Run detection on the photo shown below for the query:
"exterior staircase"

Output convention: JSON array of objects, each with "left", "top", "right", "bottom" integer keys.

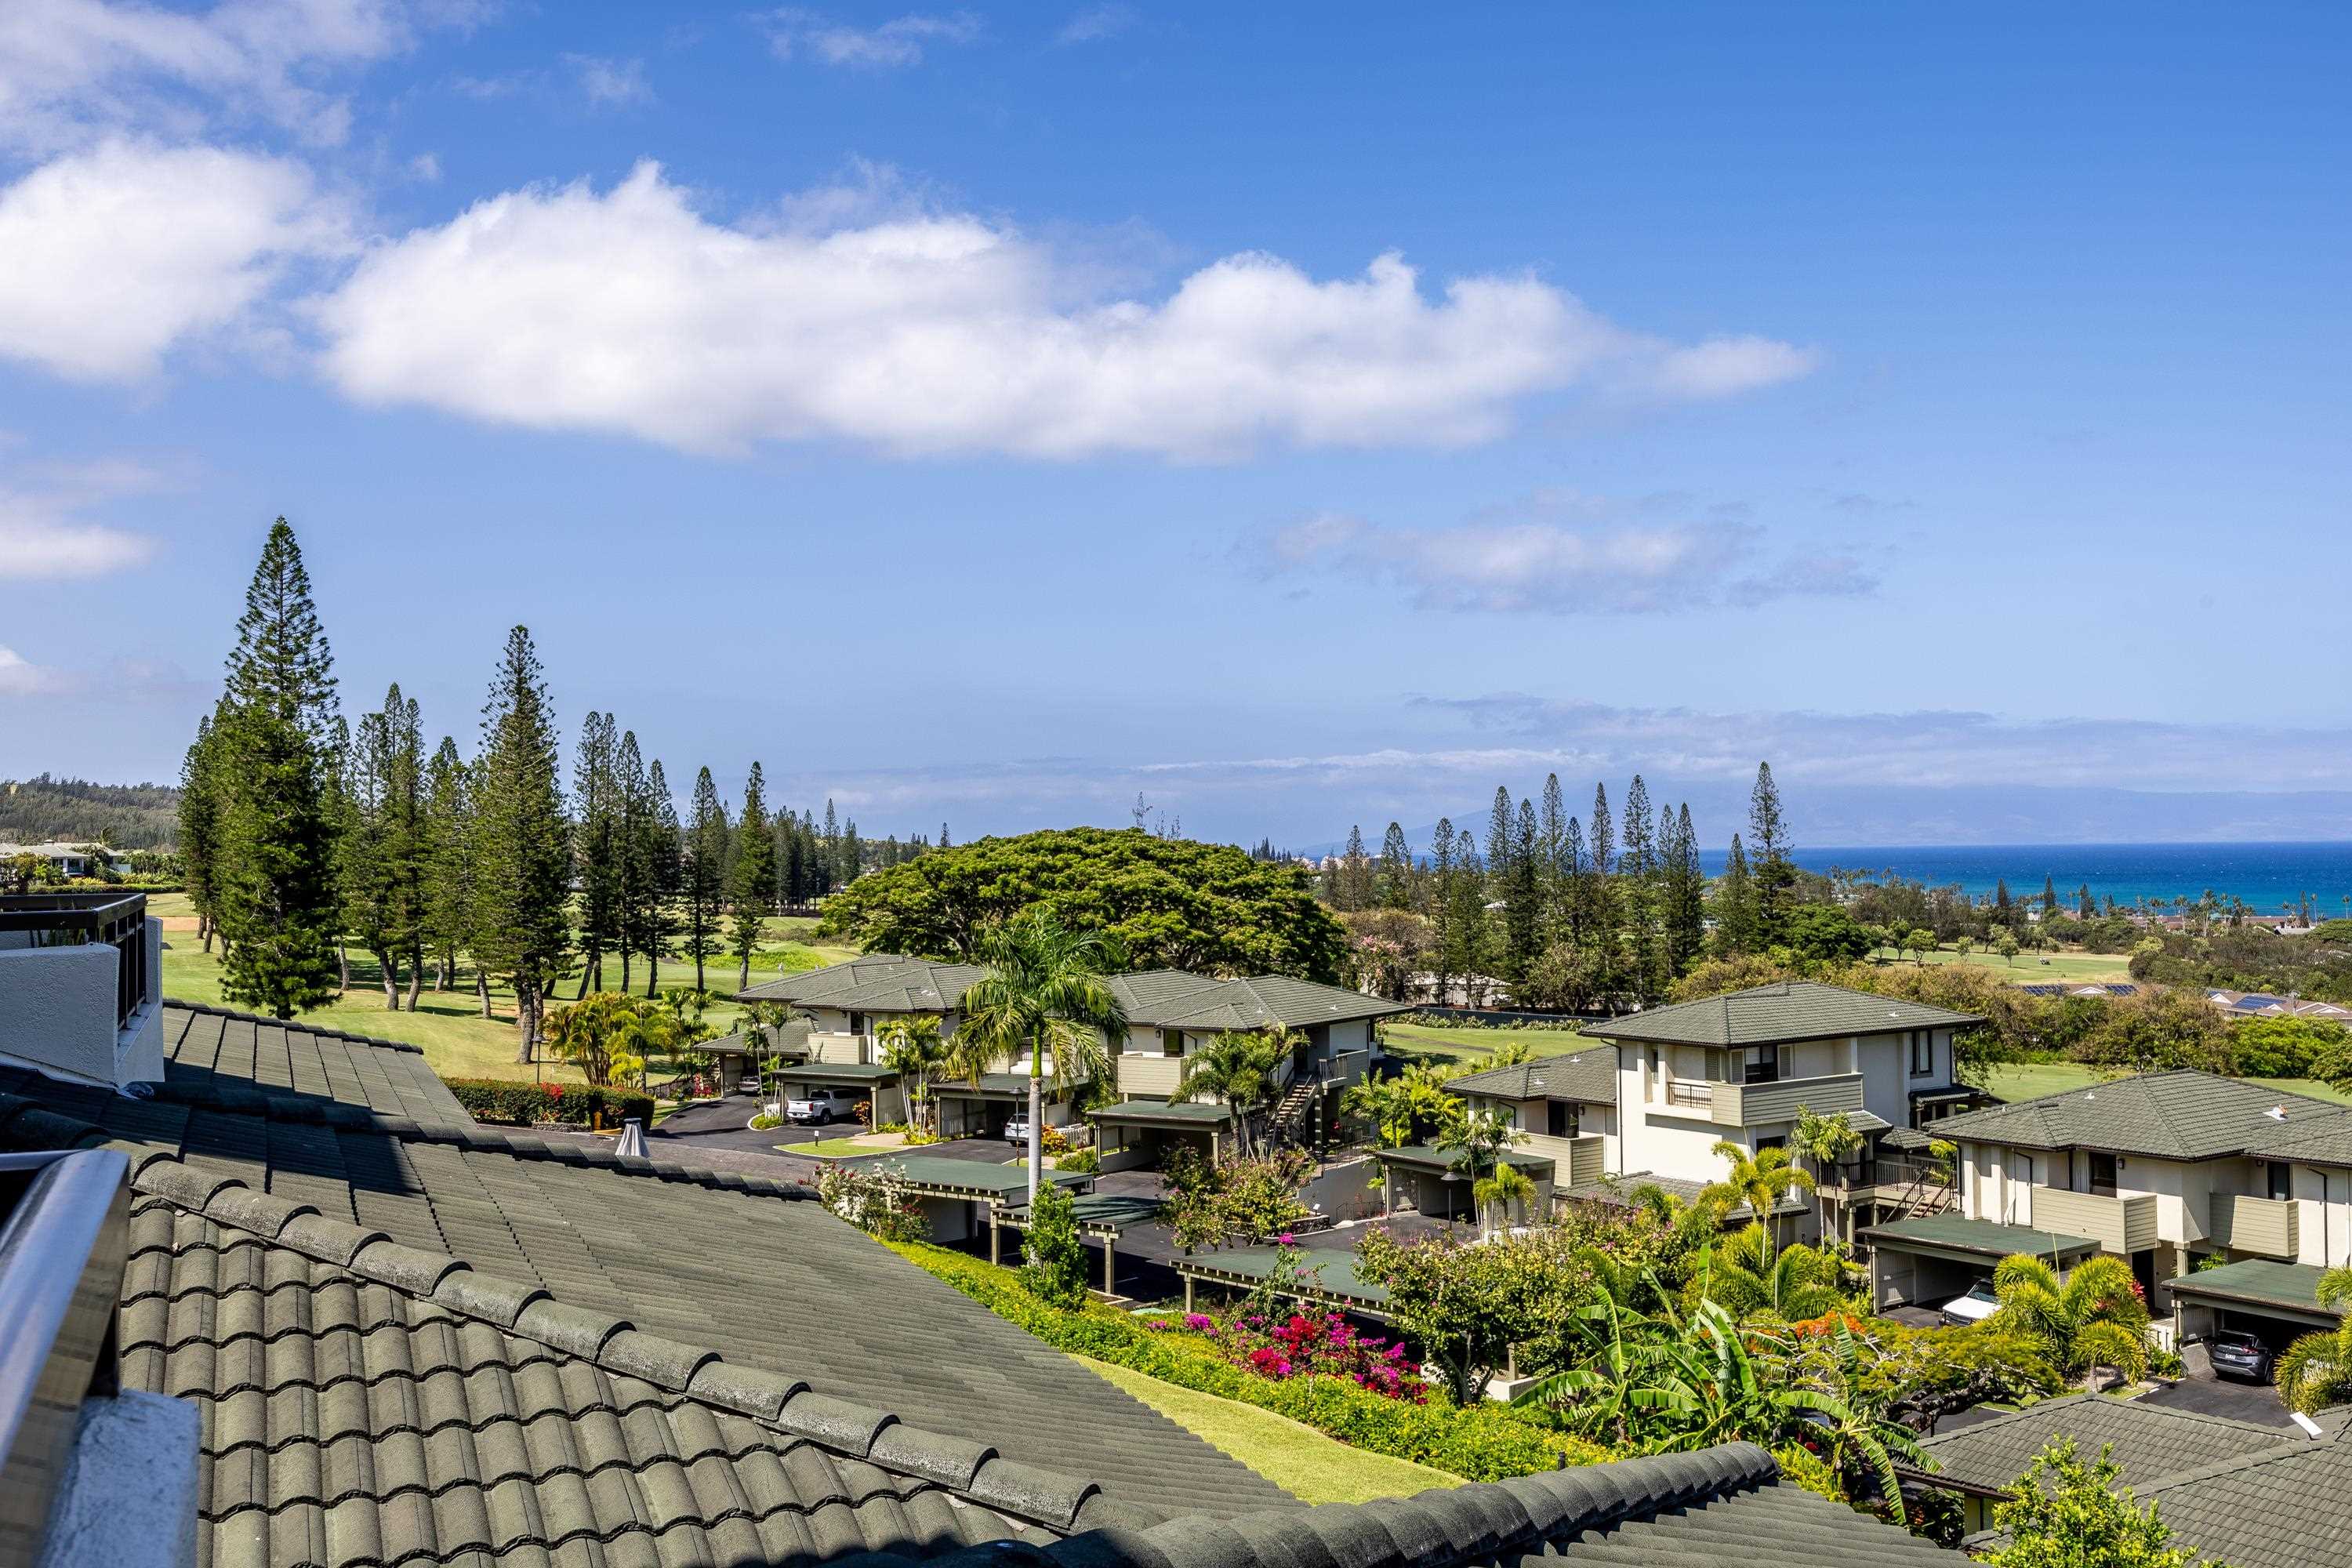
[{"left": 1266, "top": 1078, "right": 1323, "bottom": 1149}]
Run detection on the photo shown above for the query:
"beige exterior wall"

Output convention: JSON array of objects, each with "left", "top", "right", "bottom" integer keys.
[
  {"left": 1462, "top": 1092, "right": 1618, "bottom": 1180},
  {"left": 2291, "top": 1163, "right": 2352, "bottom": 1269}
]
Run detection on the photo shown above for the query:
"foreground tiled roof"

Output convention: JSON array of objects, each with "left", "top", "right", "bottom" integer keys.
[
  {"left": 1917, "top": 1394, "right": 2293, "bottom": 1494},
  {"left": 1580, "top": 981, "right": 1982, "bottom": 1047},
  {"left": 1446, "top": 1044, "right": 1617, "bottom": 1105},
  {"left": 1929, "top": 1069, "right": 2352, "bottom": 1163},
  {"left": 2, "top": 1003, "right": 1298, "bottom": 1565}
]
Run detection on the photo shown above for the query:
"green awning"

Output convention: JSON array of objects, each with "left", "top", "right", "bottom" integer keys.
[
  {"left": 1860, "top": 1214, "right": 2098, "bottom": 1263},
  {"left": 2166, "top": 1258, "right": 2346, "bottom": 1326},
  {"left": 1089, "top": 1099, "right": 1232, "bottom": 1127}
]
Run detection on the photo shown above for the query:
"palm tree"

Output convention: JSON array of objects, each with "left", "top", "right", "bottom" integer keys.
[
  {"left": 1483, "top": 1036, "right": 1537, "bottom": 1068},
  {"left": 1791, "top": 1105, "right": 1864, "bottom": 1246},
  {"left": 1991, "top": 1252, "right": 2151, "bottom": 1391},
  {"left": 1341, "top": 1062, "right": 1455, "bottom": 1149},
  {"left": 2278, "top": 1264, "right": 2352, "bottom": 1412},
  {"left": 959, "top": 911, "right": 1128, "bottom": 1200},
  {"left": 1701, "top": 1138, "right": 1815, "bottom": 1256},
  {"left": 877, "top": 1014, "right": 948, "bottom": 1134},
  {"left": 1706, "top": 1223, "right": 1846, "bottom": 1321},
  {"left": 1174, "top": 1029, "right": 1285, "bottom": 1159},
  {"left": 1436, "top": 1101, "right": 1524, "bottom": 1235},
  {"left": 1475, "top": 1160, "right": 1537, "bottom": 1236}
]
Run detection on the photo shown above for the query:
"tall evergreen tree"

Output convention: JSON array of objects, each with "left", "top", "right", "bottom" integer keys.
[
  {"left": 1443, "top": 828, "right": 1487, "bottom": 1000},
  {"left": 1427, "top": 816, "right": 1457, "bottom": 1002},
  {"left": 570, "top": 712, "right": 622, "bottom": 996},
  {"left": 178, "top": 706, "right": 227, "bottom": 953},
  {"left": 1664, "top": 804, "right": 1707, "bottom": 971},
  {"left": 839, "top": 818, "right": 862, "bottom": 886},
  {"left": 609, "top": 730, "right": 650, "bottom": 993},
  {"left": 681, "top": 767, "right": 728, "bottom": 991},
  {"left": 1538, "top": 774, "right": 1570, "bottom": 931},
  {"left": 470, "top": 627, "right": 572, "bottom": 1059},
  {"left": 1335, "top": 824, "right": 1368, "bottom": 910},
  {"left": 633, "top": 757, "right": 681, "bottom": 996},
  {"left": 321, "top": 715, "right": 355, "bottom": 993},
  {"left": 342, "top": 684, "right": 426, "bottom": 1010},
  {"left": 2042, "top": 874, "right": 2059, "bottom": 913},
  {"left": 1747, "top": 761, "right": 1795, "bottom": 942},
  {"left": 1716, "top": 833, "right": 1761, "bottom": 955},
  {"left": 1504, "top": 797, "right": 1544, "bottom": 980},
  {"left": 730, "top": 763, "right": 776, "bottom": 989},
  {"left": 1485, "top": 787, "right": 1514, "bottom": 895},
  {"left": 1377, "top": 822, "right": 1412, "bottom": 909},
  {"left": 213, "top": 520, "right": 343, "bottom": 1019},
  {"left": 1561, "top": 815, "right": 1589, "bottom": 950},
  {"left": 422, "top": 736, "right": 471, "bottom": 992}
]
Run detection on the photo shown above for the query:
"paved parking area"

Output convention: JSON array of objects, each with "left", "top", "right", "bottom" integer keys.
[{"left": 2139, "top": 1374, "right": 2293, "bottom": 1428}]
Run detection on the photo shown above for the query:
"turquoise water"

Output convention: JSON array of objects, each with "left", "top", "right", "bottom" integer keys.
[{"left": 1695, "top": 842, "right": 2352, "bottom": 915}]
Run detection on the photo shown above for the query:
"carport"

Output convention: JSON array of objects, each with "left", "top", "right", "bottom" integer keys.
[
  {"left": 1088, "top": 1100, "right": 1233, "bottom": 1171},
  {"left": 774, "top": 1062, "right": 903, "bottom": 1125},
  {"left": 840, "top": 1152, "right": 1090, "bottom": 1247},
  {"left": 1370, "top": 1144, "right": 1555, "bottom": 1223},
  {"left": 1172, "top": 1245, "right": 1393, "bottom": 1321},
  {"left": 929, "top": 1072, "right": 1088, "bottom": 1139},
  {"left": 994, "top": 1191, "right": 1167, "bottom": 1294},
  {"left": 2166, "top": 1258, "right": 2346, "bottom": 1352},
  {"left": 1860, "top": 1214, "right": 2098, "bottom": 1313}
]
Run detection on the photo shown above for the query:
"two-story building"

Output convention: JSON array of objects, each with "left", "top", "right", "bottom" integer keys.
[
  {"left": 1444, "top": 1046, "right": 1617, "bottom": 1190},
  {"left": 739, "top": 955, "right": 1406, "bottom": 1151},
  {"left": 1573, "top": 981, "right": 1988, "bottom": 1240},
  {"left": 1867, "top": 1069, "right": 2352, "bottom": 1352}
]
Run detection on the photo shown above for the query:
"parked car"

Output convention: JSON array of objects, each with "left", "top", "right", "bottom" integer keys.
[
  {"left": 1940, "top": 1279, "right": 2002, "bottom": 1327},
  {"left": 785, "top": 1089, "right": 851, "bottom": 1125},
  {"left": 1003, "top": 1115, "right": 1031, "bottom": 1145},
  {"left": 2209, "top": 1330, "right": 2275, "bottom": 1383}
]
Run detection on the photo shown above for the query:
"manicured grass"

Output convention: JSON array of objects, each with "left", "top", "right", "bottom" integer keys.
[
  {"left": 784, "top": 1137, "right": 885, "bottom": 1157},
  {"left": 1079, "top": 1356, "right": 1461, "bottom": 1504},
  {"left": 160, "top": 912, "right": 855, "bottom": 1085},
  {"left": 1377, "top": 1022, "right": 1586, "bottom": 1069},
  {"left": 1980, "top": 1061, "right": 2352, "bottom": 1108},
  {"left": 1875, "top": 947, "right": 2136, "bottom": 984}
]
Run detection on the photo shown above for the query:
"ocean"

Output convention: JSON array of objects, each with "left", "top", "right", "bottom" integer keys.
[{"left": 1693, "top": 842, "right": 2352, "bottom": 915}]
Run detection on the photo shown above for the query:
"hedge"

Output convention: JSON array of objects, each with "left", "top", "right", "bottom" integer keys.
[
  {"left": 888, "top": 1240, "right": 1607, "bottom": 1483},
  {"left": 445, "top": 1078, "right": 655, "bottom": 1128}
]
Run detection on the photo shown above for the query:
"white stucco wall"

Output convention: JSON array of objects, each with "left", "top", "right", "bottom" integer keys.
[{"left": 0, "top": 918, "right": 163, "bottom": 1088}]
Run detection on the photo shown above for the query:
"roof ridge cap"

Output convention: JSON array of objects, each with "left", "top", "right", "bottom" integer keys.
[
  {"left": 130, "top": 1145, "right": 1117, "bottom": 1534},
  {"left": 165, "top": 998, "right": 426, "bottom": 1055},
  {"left": 2132, "top": 1428, "right": 2347, "bottom": 1495}
]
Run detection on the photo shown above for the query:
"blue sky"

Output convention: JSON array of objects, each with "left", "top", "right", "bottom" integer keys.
[{"left": 4, "top": 2, "right": 2350, "bottom": 848}]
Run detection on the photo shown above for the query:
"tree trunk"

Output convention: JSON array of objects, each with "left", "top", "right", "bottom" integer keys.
[
  {"left": 619, "top": 949, "right": 632, "bottom": 994},
  {"left": 201, "top": 913, "right": 214, "bottom": 953},
  {"left": 337, "top": 939, "right": 350, "bottom": 992},
  {"left": 695, "top": 951, "right": 706, "bottom": 991},
  {"left": 514, "top": 981, "right": 535, "bottom": 1062},
  {"left": 477, "top": 969, "right": 492, "bottom": 1019},
  {"left": 405, "top": 948, "right": 423, "bottom": 1011},
  {"left": 644, "top": 951, "right": 659, "bottom": 998},
  {"left": 739, "top": 954, "right": 750, "bottom": 990},
  {"left": 380, "top": 949, "right": 399, "bottom": 1009},
  {"left": 575, "top": 952, "right": 596, "bottom": 1000},
  {"left": 1026, "top": 1039, "right": 1045, "bottom": 1203}
]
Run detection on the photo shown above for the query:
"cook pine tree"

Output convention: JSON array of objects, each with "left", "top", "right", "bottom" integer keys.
[
  {"left": 729, "top": 763, "right": 776, "bottom": 989},
  {"left": 212, "top": 520, "right": 343, "bottom": 1020},
  {"left": 681, "top": 768, "right": 728, "bottom": 991},
  {"left": 471, "top": 626, "right": 572, "bottom": 1060}
]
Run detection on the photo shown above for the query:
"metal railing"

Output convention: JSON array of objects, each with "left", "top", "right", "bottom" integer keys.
[
  {"left": 0, "top": 892, "right": 148, "bottom": 1034},
  {"left": 1665, "top": 1079, "right": 1715, "bottom": 1110}
]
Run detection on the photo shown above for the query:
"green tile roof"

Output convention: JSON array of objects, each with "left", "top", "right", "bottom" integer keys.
[
  {"left": 1372, "top": 1142, "right": 1557, "bottom": 1177},
  {"left": 1446, "top": 1044, "right": 1617, "bottom": 1105},
  {"left": 1580, "top": 980, "right": 1982, "bottom": 1047},
  {"left": 1563, "top": 1171, "right": 1811, "bottom": 1221},
  {"left": 1089, "top": 1098, "right": 1234, "bottom": 1124},
  {"left": 1858, "top": 1213, "right": 2099, "bottom": 1261},
  {"left": 0, "top": 1001, "right": 1968, "bottom": 1568},
  {"left": 1931, "top": 1069, "right": 2352, "bottom": 1163},
  {"left": 1917, "top": 1393, "right": 2292, "bottom": 1495},
  {"left": 838, "top": 1152, "right": 1090, "bottom": 1199},
  {"left": 1172, "top": 1245, "right": 1394, "bottom": 1308},
  {"left": 735, "top": 953, "right": 989, "bottom": 1010},
  {"left": 2165, "top": 1258, "right": 2347, "bottom": 1318}
]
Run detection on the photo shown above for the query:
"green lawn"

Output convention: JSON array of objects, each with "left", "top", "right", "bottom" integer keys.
[
  {"left": 1881, "top": 947, "right": 2136, "bottom": 984},
  {"left": 1377, "top": 1022, "right": 1587, "bottom": 1069},
  {"left": 158, "top": 906, "right": 852, "bottom": 1086},
  {"left": 783, "top": 1137, "right": 884, "bottom": 1157},
  {"left": 1079, "top": 1356, "right": 1459, "bottom": 1504},
  {"left": 1980, "top": 1061, "right": 2352, "bottom": 1108}
]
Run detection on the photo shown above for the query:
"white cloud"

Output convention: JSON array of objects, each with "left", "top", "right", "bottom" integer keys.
[
  {"left": 1642, "top": 335, "right": 1821, "bottom": 400},
  {"left": 0, "top": 0, "right": 441, "bottom": 153},
  {"left": 1262, "top": 492, "right": 1875, "bottom": 612},
  {"left": 311, "top": 162, "right": 1813, "bottom": 460},
  {"left": 760, "top": 9, "right": 982, "bottom": 67},
  {"left": 0, "top": 453, "right": 169, "bottom": 579},
  {"left": 1057, "top": 4, "right": 1138, "bottom": 44},
  {"left": 563, "top": 53, "right": 652, "bottom": 109},
  {"left": 0, "top": 140, "right": 350, "bottom": 381},
  {"left": 0, "top": 646, "right": 63, "bottom": 695}
]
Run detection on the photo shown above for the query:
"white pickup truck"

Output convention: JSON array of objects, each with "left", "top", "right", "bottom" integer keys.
[{"left": 783, "top": 1088, "right": 852, "bottom": 1125}]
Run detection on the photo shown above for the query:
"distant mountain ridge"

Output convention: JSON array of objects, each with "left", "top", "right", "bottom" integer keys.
[{"left": 0, "top": 775, "right": 183, "bottom": 850}]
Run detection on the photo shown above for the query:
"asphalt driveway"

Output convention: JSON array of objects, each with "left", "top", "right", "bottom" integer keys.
[{"left": 2139, "top": 1374, "right": 2294, "bottom": 1428}]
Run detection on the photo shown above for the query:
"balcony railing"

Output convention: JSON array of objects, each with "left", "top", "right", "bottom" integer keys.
[
  {"left": 1661, "top": 1070, "right": 1865, "bottom": 1127},
  {"left": 2209, "top": 1192, "right": 2299, "bottom": 1258},
  {"left": 0, "top": 892, "right": 147, "bottom": 1033},
  {"left": 2031, "top": 1185, "right": 2159, "bottom": 1254}
]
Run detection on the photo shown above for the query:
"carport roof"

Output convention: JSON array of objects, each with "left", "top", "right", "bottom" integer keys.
[
  {"left": 1372, "top": 1142, "right": 1556, "bottom": 1178},
  {"left": 1000, "top": 1192, "right": 1167, "bottom": 1233},
  {"left": 780, "top": 1061, "right": 899, "bottom": 1083},
  {"left": 1858, "top": 1214, "right": 2099, "bottom": 1261},
  {"left": 2165, "top": 1258, "right": 2346, "bottom": 1319},
  {"left": 1915, "top": 1393, "right": 2294, "bottom": 1496},
  {"left": 840, "top": 1152, "right": 1090, "bottom": 1200},
  {"left": 1091, "top": 1098, "right": 1233, "bottom": 1125},
  {"left": 1174, "top": 1245, "right": 1393, "bottom": 1310}
]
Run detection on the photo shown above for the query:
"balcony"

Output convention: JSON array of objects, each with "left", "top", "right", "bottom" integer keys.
[
  {"left": 2031, "top": 1186, "right": 2158, "bottom": 1254},
  {"left": 1661, "top": 1070, "right": 1865, "bottom": 1127},
  {"left": 2209, "top": 1192, "right": 2299, "bottom": 1258},
  {"left": 1116, "top": 1053, "right": 1185, "bottom": 1099},
  {"left": 0, "top": 891, "right": 161, "bottom": 1089}
]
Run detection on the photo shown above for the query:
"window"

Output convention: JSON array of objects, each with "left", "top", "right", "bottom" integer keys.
[
  {"left": 1755, "top": 1134, "right": 1788, "bottom": 1155},
  {"left": 849, "top": 1012, "right": 866, "bottom": 1036},
  {"left": 2088, "top": 1151, "right": 2118, "bottom": 1198},
  {"left": 1161, "top": 1029, "right": 1185, "bottom": 1057},
  {"left": 1909, "top": 1030, "right": 1933, "bottom": 1076},
  {"left": 1548, "top": 1101, "right": 1578, "bottom": 1138},
  {"left": 1744, "top": 1045, "right": 1780, "bottom": 1085},
  {"left": 2268, "top": 1162, "right": 2293, "bottom": 1203}
]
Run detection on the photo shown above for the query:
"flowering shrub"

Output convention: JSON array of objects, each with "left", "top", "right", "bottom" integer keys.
[{"left": 1153, "top": 1305, "right": 1428, "bottom": 1402}]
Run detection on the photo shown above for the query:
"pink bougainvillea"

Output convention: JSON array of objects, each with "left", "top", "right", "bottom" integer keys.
[{"left": 1169, "top": 1308, "right": 1426, "bottom": 1401}]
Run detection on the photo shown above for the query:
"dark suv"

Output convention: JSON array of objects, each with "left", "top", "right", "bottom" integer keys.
[{"left": 2208, "top": 1330, "right": 2274, "bottom": 1384}]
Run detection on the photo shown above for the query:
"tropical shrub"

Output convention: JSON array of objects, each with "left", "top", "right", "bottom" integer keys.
[
  {"left": 1991, "top": 1253, "right": 2152, "bottom": 1390},
  {"left": 2233, "top": 1016, "right": 2350, "bottom": 1079},
  {"left": 1153, "top": 1308, "right": 1428, "bottom": 1402},
  {"left": 1054, "top": 1145, "right": 1100, "bottom": 1173},
  {"left": 818, "top": 1161, "right": 927, "bottom": 1244},
  {"left": 890, "top": 1239, "right": 1602, "bottom": 1479},
  {"left": 1019, "top": 1180, "right": 1091, "bottom": 1308},
  {"left": 1979, "top": 1438, "right": 2219, "bottom": 1567},
  {"left": 445, "top": 1078, "right": 655, "bottom": 1127},
  {"left": 1161, "top": 1146, "right": 1313, "bottom": 1252}
]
